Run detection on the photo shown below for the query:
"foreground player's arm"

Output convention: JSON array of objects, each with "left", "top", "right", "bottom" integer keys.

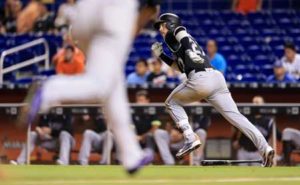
[
  {"left": 151, "top": 42, "right": 174, "bottom": 66},
  {"left": 173, "top": 26, "right": 204, "bottom": 63}
]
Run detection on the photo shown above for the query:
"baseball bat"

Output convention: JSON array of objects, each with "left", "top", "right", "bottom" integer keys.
[{"left": 201, "top": 159, "right": 263, "bottom": 166}]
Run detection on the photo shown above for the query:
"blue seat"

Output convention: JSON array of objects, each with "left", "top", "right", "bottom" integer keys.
[
  {"left": 260, "top": 65, "right": 274, "bottom": 76},
  {"left": 225, "top": 73, "right": 237, "bottom": 82},
  {"left": 253, "top": 55, "right": 274, "bottom": 65},
  {"left": 39, "top": 69, "right": 56, "bottom": 76},
  {"left": 210, "top": 0, "right": 231, "bottom": 10},
  {"left": 287, "top": 28, "right": 300, "bottom": 37},
  {"left": 18, "top": 64, "right": 39, "bottom": 74},
  {"left": 14, "top": 77, "right": 33, "bottom": 85},
  {"left": 273, "top": 45, "right": 284, "bottom": 58},
  {"left": 3, "top": 72, "right": 16, "bottom": 82},
  {"left": 238, "top": 74, "right": 259, "bottom": 82},
  {"left": 172, "top": 2, "right": 189, "bottom": 11}
]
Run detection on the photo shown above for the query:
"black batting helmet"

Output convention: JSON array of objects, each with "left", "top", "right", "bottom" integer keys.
[{"left": 153, "top": 13, "right": 181, "bottom": 31}]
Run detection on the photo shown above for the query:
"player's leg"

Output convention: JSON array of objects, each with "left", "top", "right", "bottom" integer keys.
[
  {"left": 13, "top": 131, "right": 38, "bottom": 164},
  {"left": 282, "top": 128, "right": 300, "bottom": 165},
  {"left": 205, "top": 71, "right": 273, "bottom": 166},
  {"left": 165, "top": 82, "right": 202, "bottom": 158},
  {"left": 153, "top": 129, "right": 175, "bottom": 165},
  {"left": 78, "top": 130, "right": 103, "bottom": 165},
  {"left": 103, "top": 73, "right": 147, "bottom": 170},
  {"left": 93, "top": 0, "right": 152, "bottom": 172},
  {"left": 57, "top": 131, "right": 75, "bottom": 165}
]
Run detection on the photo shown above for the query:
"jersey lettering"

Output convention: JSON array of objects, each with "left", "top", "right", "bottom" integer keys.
[{"left": 189, "top": 37, "right": 204, "bottom": 56}]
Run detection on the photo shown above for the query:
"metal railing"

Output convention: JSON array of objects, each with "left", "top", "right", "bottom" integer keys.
[{"left": 0, "top": 38, "right": 50, "bottom": 84}]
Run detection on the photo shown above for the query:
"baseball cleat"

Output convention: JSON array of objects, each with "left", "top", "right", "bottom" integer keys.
[
  {"left": 9, "top": 160, "right": 19, "bottom": 165},
  {"left": 56, "top": 159, "right": 66, "bottom": 165},
  {"left": 176, "top": 134, "right": 201, "bottom": 159},
  {"left": 262, "top": 146, "right": 275, "bottom": 167},
  {"left": 127, "top": 149, "right": 153, "bottom": 175},
  {"left": 17, "top": 82, "right": 43, "bottom": 126}
]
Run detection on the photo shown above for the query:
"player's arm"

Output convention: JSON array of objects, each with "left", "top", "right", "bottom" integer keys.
[
  {"left": 160, "top": 53, "right": 174, "bottom": 66},
  {"left": 174, "top": 26, "right": 196, "bottom": 52},
  {"left": 151, "top": 42, "right": 174, "bottom": 66},
  {"left": 173, "top": 26, "right": 204, "bottom": 64}
]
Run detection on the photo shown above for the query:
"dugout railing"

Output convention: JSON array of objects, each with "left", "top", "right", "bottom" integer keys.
[{"left": 1, "top": 103, "right": 300, "bottom": 166}]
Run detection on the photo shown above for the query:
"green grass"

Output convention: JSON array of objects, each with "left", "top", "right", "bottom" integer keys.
[{"left": 0, "top": 165, "right": 300, "bottom": 185}]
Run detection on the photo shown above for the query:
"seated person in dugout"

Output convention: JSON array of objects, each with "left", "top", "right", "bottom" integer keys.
[
  {"left": 11, "top": 114, "right": 75, "bottom": 165},
  {"left": 78, "top": 114, "right": 113, "bottom": 165}
]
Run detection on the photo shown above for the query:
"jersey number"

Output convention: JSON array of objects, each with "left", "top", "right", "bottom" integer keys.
[{"left": 190, "top": 38, "right": 204, "bottom": 56}]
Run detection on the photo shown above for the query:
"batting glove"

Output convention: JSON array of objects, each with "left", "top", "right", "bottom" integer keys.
[{"left": 151, "top": 42, "right": 163, "bottom": 58}]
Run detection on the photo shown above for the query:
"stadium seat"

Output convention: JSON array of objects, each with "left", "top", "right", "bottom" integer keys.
[{"left": 1, "top": 6, "right": 300, "bottom": 84}]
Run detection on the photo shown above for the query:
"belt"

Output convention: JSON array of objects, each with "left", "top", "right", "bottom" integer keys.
[{"left": 188, "top": 68, "right": 215, "bottom": 79}]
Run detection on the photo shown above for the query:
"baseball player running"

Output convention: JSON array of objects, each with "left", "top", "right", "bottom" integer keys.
[
  {"left": 17, "top": 0, "right": 162, "bottom": 174},
  {"left": 151, "top": 13, "right": 274, "bottom": 167}
]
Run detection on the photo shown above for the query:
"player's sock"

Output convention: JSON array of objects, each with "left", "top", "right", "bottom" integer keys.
[{"left": 177, "top": 119, "right": 196, "bottom": 143}]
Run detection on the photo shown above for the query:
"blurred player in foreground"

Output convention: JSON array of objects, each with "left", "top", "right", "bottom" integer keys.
[
  {"left": 17, "top": 0, "right": 161, "bottom": 174},
  {"left": 151, "top": 13, "right": 274, "bottom": 167}
]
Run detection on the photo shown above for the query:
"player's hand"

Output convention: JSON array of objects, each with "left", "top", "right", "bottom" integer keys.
[{"left": 151, "top": 42, "right": 163, "bottom": 58}]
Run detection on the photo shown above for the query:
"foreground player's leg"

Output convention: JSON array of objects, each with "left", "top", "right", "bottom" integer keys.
[
  {"left": 206, "top": 72, "right": 274, "bottom": 167},
  {"left": 103, "top": 74, "right": 152, "bottom": 172},
  {"left": 165, "top": 82, "right": 201, "bottom": 159}
]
